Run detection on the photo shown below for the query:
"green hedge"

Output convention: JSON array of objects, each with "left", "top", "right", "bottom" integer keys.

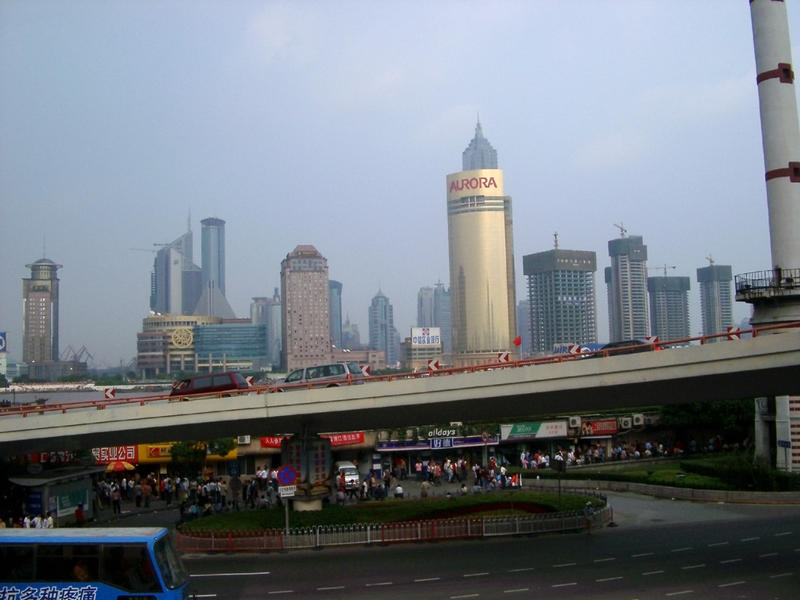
[{"left": 680, "top": 454, "right": 800, "bottom": 491}]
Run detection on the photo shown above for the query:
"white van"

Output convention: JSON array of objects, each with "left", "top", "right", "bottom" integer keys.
[{"left": 333, "top": 461, "right": 361, "bottom": 491}]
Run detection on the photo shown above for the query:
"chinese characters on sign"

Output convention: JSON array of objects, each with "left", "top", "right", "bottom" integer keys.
[{"left": 91, "top": 446, "right": 137, "bottom": 464}]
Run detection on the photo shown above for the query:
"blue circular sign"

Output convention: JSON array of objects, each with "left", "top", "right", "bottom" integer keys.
[{"left": 277, "top": 465, "right": 297, "bottom": 485}]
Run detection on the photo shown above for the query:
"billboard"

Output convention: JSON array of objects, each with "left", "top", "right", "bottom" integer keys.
[
  {"left": 501, "top": 421, "right": 568, "bottom": 440},
  {"left": 411, "top": 327, "right": 441, "bottom": 346},
  {"left": 446, "top": 169, "right": 504, "bottom": 201},
  {"left": 0, "top": 332, "right": 6, "bottom": 353}
]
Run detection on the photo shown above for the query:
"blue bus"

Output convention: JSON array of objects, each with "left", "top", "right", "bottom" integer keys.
[{"left": 0, "top": 527, "right": 192, "bottom": 599}]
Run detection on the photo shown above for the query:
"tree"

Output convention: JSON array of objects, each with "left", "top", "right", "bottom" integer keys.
[
  {"left": 169, "top": 438, "right": 236, "bottom": 475},
  {"left": 0, "top": 373, "right": 8, "bottom": 388}
]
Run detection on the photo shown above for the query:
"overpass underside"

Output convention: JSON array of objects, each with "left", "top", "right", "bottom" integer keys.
[{"left": 2, "top": 331, "right": 800, "bottom": 455}]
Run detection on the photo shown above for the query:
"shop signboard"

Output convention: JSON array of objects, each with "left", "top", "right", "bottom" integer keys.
[{"left": 500, "top": 421, "right": 568, "bottom": 440}]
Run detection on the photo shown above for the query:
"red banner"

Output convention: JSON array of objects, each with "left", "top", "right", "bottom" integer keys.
[
  {"left": 260, "top": 436, "right": 289, "bottom": 448},
  {"left": 320, "top": 432, "right": 365, "bottom": 446},
  {"left": 581, "top": 419, "right": 618, "bottom": 436}
]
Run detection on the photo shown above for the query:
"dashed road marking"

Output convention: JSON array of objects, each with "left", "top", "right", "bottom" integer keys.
[
  {"left": 317, "top": 586, "right": 345, "bottom": 591},
  {"left": 671, "top": 547, "right": 692, "bottom": 553},
  {"left": 769, "top": 572, "right": 793, "bottom": 579},
  {"left": 503, "top": 589, "right": 529, "bottom": 594},
  {"left": 665, "top": 591, "right": 694, "bottom": 596},
  {"left": 267, "top": 591, "right": 294, "bottom": 595},
  {"left": 553, "top": 562, "right": 576, "bottom": 568},
  {"left": 415, "top": 578, "right": 441, "bottom": 583},
  {"left": 718, "top": 581, "right": 745, "bottom": 588},
  {"left": 507, "top": 568, "right": 534, "bottom": 573},
  {"left": 192, "top": 572, "right": 271, "bottom": 577},
  {"left": 594, "top": 557, "right": 616, "bottom": 563},
  {"left": 642, "top": 570, "right": 665, "bottom": 576},
  {"left": 720, "top": 558, "right": 742, "bottom": 565},
  {"left": 774, "top": 531, "right": 792, "bottom": 537},
  {"left": 552, "top": 582, "right": 577, "bottom": 588},
  {"left": 365, "top": 582, "right": 393, "bottom": 587},
  {"left": 740, "top": 537, "right": 759, "bottom": 542},
  {"left": 707, "top": 542, "right": 728, "bottom": 547},
  {"left": 463, "top": 572, "right": 489, "bottom": 578},
  {"left": 450, "top": 595, "right": 480, "bottom": 599},
  {"left": 682, "top": 564, "right": 706, "bottom": 570},
  {"left": 632, "top": 552, "right": 654, "bottom": 558},
  {"left": 760, "top": 552, "right": 779, "bottom": 558},
  {"left": 596, "top": 576, "right": 623, "bottom": 582}
]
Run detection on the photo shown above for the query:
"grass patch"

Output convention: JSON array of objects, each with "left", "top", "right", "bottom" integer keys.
[{"left": 178, "top": 490, "right": 600, "bottom": 533}]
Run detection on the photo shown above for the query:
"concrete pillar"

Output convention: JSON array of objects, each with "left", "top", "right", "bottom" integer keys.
[
  {"left": 750, "top": 0, "right": 800, "bottom": 270},
  {"left": 775, "top": 395, "right": 792, "bottom": 472},
  {"left": 753, "top": 397, "right": 772, "bottom": 463}
]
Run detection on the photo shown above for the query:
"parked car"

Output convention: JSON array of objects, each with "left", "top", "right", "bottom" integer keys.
[
  {"left": 170, "top": 371, "right": 250, "bottom": 397},
  {"left": 276, "top": 362, "right": 366, "bottom": 390}
]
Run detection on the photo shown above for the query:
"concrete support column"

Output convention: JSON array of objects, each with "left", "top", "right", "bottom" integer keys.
[
  {"left": 753, "top": 397, "right": 772, "bottom": 463},
  {"left": 775, "top": 395, "right": 792, "bottom": 472}
]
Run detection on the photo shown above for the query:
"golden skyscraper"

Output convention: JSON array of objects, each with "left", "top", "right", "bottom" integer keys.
[{"left": 446, "top": 121, "right": 516, "bottom": 366}]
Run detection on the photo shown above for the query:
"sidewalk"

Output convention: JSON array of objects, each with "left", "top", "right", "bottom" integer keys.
[{"left": 92, "top": 497, "right": 181, "bottom": 528}]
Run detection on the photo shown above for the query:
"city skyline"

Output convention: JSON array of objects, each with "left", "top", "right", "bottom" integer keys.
[{"left": 1, "top": 2, "right": 788, "bottom": 366}]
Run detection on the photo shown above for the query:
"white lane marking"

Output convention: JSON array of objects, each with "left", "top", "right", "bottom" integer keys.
[
  {"left": 707, "top": 542, "right": 728, "bottom": 547},
  {"left": 365, "top": 582, "right": 393, "bottom": 587},
  {"left": 642, "top": 570, "right": 665, "bottom": 576},
  {"left": 504, "top": 589, "right": 530, "bottom": 594},
  {"left": 463, "top": 572, "right": 489, "bottom": 578},
  {"left": 552, "top": 582, "right": 577, "bottom": 588},
  {"left": 720, "top": 558, "right": 742, "bottom": 565},
  {"left": 718, "top": 581, "right": 746, "bottom": 588},
  {"left": 596, "top": 576, "right": 623, "bottom": 582},
  {"left": 682, "top": 564, "right": 706, "bottom": 570},
  {"left": 317, "top": 586, "right": 345, "bottom": 591},
  {"left": 760, "top": 552, "right": 779, "bottom": 558},
  {"left": 740, "top": 536, "right": 759, "bottom": 542},
  {"left": 191, "top": 571, "right": 271, "bottom": 577},
  {"left": 194, "top": 595, "right": 217, "bottom": 599},
  {"left": 267, "top": 591, "right": 294, "bottom": 595},
  {"left": 774, "top": 531, "right": 792, "bottom": 537},
  {"left": 553, "top": 562, "right": 576, "bottom": 568},
  {"left": 769, "top": 572, "right": 793, "bottom": 579},
  {"left": 632, "top": 552, "right": 654, "bottom": 558},
  {"left": 507, "top": 567, "right": 534, "bottom": 573},
  {"left": 594, "top": 557, "right": 616, "bottom": 563},
  {"left": 665, "top": 591, "right": 694, "bottom": 597},
  {"left": 451, "top": 595, "right": 480, "bottom": 599},
  {"left": 415, "top": 577, "right": 441, "bottom": 583},
  {"left": 671, "top": 547, "right": 692, "bottom": 553}
]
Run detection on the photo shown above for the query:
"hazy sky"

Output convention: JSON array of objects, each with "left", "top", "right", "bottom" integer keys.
[{"left": 1, "top": 1, "right": 794, "bottom": 368}]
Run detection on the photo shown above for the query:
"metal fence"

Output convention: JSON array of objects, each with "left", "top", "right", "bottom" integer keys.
[{"left": 174, "top": 503, "right": 612, "bottom": 553}]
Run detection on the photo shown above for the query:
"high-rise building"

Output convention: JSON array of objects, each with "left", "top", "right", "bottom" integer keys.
[
  {"left": 22, "top": 258, "right": 61, "bottom": 364},
  {"left": 648, "top": 276, "right": 691, "bottom": 341},
  {"left": 342, "top": 315, "right": 362, "bottom": 350},
  {"left": 433, "top": 282, "right": 452, "bottom": 354},
  {"left": 446, "top": 120, "right": 516, "bottom": 365},
  {"left": 251, "top": 289, "right": 282, "bottom": 368},
  {"left": 150, "top": 223, "right": 202, "bottom": 316},
  {"left": 280, "top": 245, "right": 330, "bottom": 371},
  {"left": 697, "top": 264, "right": 733, "bottom": 338},
  {"left": 201, "top": 217, "right": 226, "bottom": 295},
  {"left": 606, "top": 234, "right": 650, "bottom": 342},
  {"left": 417, "top": 287, "right": 435, "bottom": 327},
  {"left": 516, "top": 300, "right": 532, "bottom": 357},
  {"left": 368, "top": 290, "right": 400, "bottom": 367},
  {"left": 523, "top": 248, "right": 597, "bottom": 354},
  {"left": 329, "top": 280, "right": 343, "bottom": 349}
]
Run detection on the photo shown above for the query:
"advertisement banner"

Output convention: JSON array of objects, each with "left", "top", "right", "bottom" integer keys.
[
  {"left": 261, "top": 436, "right": 290, "bottom": 448},
  {"left": 581, "top": 419, "right": 618, "bottom": 436},
  {"left": 446, "top": 169, "right": 504, "bottom": 201},
  {"left": 92, "top": 445, "right": 138, "bottom": 464},
  {"left": 320, "top": 431, "right": 365, "bottom": 446},
  {"left": 410, "top": 327, "right": 441, "bottom": 347},
  {"left": 500, "top": 421, "right": 568, "bottom": 440}
]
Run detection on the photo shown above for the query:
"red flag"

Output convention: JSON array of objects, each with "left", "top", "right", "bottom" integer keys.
[{"left": 513, "top": 335, "right": 522, "bottom": 346}]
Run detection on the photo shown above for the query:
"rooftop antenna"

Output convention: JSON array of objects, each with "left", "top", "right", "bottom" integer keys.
[
  {"left": 613, "top": 222, "right": 627, "bottom": 237},
  {"left": 553, "top": 231, "right": 559, "bottom": 249},
  {"left": 42, "top": 235, "right": 47, "bottom": 259},
  {"left": 706, "top": 254, "right": 715, "bottom": 266}
]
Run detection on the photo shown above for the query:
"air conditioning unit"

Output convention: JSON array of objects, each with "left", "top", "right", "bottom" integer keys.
[
  {"left": 568, "top": 416, "right": 582, "bottom": 429},
  {"left": 618, "top": 417, "right": 632, "bottom": 429},
  {"left": 632, "top": 414, "right": 645, "bottom": 427},
  {"left": 644, "top": 415, "right": 659, "bottom": 426},
  {"left": 237, "top": 435, "right": 251, "bottom": 445}
]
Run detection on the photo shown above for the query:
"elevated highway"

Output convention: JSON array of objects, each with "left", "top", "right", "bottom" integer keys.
[{"left": 2, "top": 327, "right": 800, "bottom": 454}]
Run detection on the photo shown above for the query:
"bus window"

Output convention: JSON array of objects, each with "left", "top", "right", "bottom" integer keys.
[
  {"left": 0, "top": 546, "right": 34, "bottom": 581},
  {"left": 153, "top": 536, "right": 189, "bottom": 590},
  {"left": 101, "top": 544, "right": 161, "bottom": 592}
]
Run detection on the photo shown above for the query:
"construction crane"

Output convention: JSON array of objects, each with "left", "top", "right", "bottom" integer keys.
[
  {"left": 706, "top": 254, "right": 715, "bottom": 266},
  {"left": 613, "top": 222, "right": 627, "bottom": 237},
  {"left": 648, "top": 264, "right": 677, "bottom": 277}
]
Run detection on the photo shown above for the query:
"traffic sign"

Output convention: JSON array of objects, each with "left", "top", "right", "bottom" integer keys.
[
  {"left": 778, "top": 439, "right": 791, "bottom": 448},
  {"left": 568, "top": 344, "right": 583, "bottom": 355},
  {"left": 497, "top": 351, "right": 510, "bottom": 363},
  {"left": 427, "top": 359, "right": 440, "bottom": 371},
  {"left": 360, "top": 365, "right": 371, "bottom": 376},
  {"left": 245, "top": 375, "right": 254, "bottom": 386},
  {"left": 279, "top": 485, "right": 297, "bottom": 498},
  {"left": 277, "top": 465, "right": 297, "bottom": 486},
  {"left": 727, "top": 327, "right": 741, "bottom": 340},
  {"left": 104, "top": 388, "right": 116, "bottom": 399}
]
